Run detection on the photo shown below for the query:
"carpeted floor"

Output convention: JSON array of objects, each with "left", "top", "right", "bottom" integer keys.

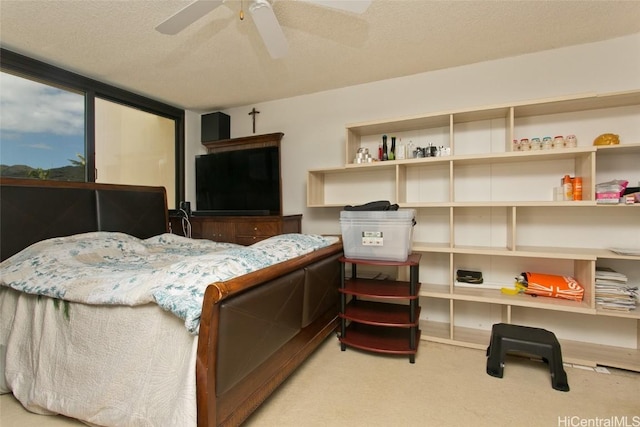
[
  {"left": 244, "top": 338, "right": 639, "bottom": 426},
  {"left": 2, "top": 337, "right": 639, "bottom": 426}
]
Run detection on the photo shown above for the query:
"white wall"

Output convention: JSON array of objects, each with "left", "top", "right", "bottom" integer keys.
[{"left": 185, "top": 34, "right": 640, "bottom": 233}]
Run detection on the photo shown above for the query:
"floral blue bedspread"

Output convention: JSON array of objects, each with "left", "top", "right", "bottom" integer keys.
[{"left": 0, "top": 232, "right": 339, "bottom": 334}]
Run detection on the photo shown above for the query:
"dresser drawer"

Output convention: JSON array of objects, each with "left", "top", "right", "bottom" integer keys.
[
  {"left": 200, "top": 221, "right": 235, "bottom": 243},
  {"left": 235, "top": 221, "right": 279, "bottom": 237},
  {"left": 235, "top": 235, "right": 272, "bottom": 246}
]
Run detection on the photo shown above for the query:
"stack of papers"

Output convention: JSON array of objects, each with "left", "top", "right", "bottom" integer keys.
[
  {"left": 595, "top": 267, "right": 638, "bottom": 312},
  {"left": 609, "top": 247, "right": 640, "bottom": 257}
]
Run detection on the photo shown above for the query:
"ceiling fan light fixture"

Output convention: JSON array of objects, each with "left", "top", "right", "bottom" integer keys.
[
  {"left": 155, "top": 0, "right": 370, "bottom": 58},
  {"left": 249, "top": 0, "right": 270, "bottom": 13}
]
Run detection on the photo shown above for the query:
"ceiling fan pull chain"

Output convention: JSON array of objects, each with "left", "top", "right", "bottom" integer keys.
[{"left": 240, "top": 0, "right": 245, "bottom": 20}]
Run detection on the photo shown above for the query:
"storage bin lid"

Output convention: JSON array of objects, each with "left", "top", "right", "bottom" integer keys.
[{"left": 340, "top": 209, "right": 415, "bottom": 221}]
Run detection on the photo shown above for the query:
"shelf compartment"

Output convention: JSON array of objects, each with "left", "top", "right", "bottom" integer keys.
[
  {"left": 517, "top": 207, "right": 640, "bottom": 254},
  {"left": 451, "top": 287, "right": 594, "bottom": 314},
  {"left": 514, "top": 103, "right": 640, "bottom": 157},
  {"left": 419, "top": 283, "right": 452, "bottom": 298},
  {"left": 411, "top": 210, "right": 451, "bottom": 249},
  {"left": 453, "top": 153, "right": 594, "bottom": 203},
  {"left": 307, "top": 165, "right": 396, "bottom": 207},
  {"left": 452, "top": 252, "right": 594, "bottom": 307},
  {"left": 453, "top": 207, "right": 509, "bottom": 249},
  {"left": 452, "top": 324, "right": 493, "bottom": 349},
  {"left": 512, "top": 91, "right": 640, "bottom": 118},
  {"left": 596, "top": 142, "right": 640, "bottom": 190},
  {"left": 412, "top": 242, "right": 452, "bottom": 253},
  {"left": 596, "top": 142, "right": 640, "bottom": 156},
  {"left": 452, "top": 146, "right": 595, "bottom": 165},
  {"left": 422, "top": 321, "right": 640, "bottom": 371},
  {"left": 452, "top": 113, "right": 509, "bottom": 156},
  {"left": 340, "top": 322, "right": 421, "bottom": 355},
  {"left": 452, "top": 245, "right": 597, "bottom": 260},
  {"left": 595, "top": 309, "right": 639, "bottom": 319},
  {"left": 346, "top": 115, "right": 451, "bottom": 166},
  {"left": 560, "top": 338, "right": 640, "bottom": 372},
  {"left": 419, "top": 284, "right": 595, "bottom": 314},
  {"left": 401, "top": 161, "right": 451, "bottom": 204},
  {"left": 511, "top": 307, "right": 639, "bottom": 370},
  {"left": 595, "top": 259, "right": 639, "bottom": 317},
  {"left": 418, "top": 319, "right": 452, "bottom": 342},
  {"left": 342, "top": 300, "right": 421, "bottom": 327},
  {"left": 341, "top": 278, "right": 420, "bottom": 299}
]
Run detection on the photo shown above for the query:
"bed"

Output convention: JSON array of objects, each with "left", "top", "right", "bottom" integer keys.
[{"left": 0, "top": 177, "right": 343, "bottom": 426}]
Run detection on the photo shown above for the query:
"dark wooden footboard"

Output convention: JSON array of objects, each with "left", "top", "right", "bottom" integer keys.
[{"left": 197, "top": 242, "right": 343, "bottom": 427}]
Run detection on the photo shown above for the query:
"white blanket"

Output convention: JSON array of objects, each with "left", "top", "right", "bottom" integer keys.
[
  {"left": 0, "top": 232, "right": 338, "bottom": 333},
  {"left": 0, "top": 232, "right": 339, "bottom": 425},
  {"left": 0, "top": 287, "right": 198, "bottom": 426}
]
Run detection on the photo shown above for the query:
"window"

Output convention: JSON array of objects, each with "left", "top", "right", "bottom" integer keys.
[
  {"left": 0, "top": 72, "right": 86, "bottom": 181},
  {"left": 95, "top": 98, "right": 176, "bottom": 208},
  {"left": 0, "top": 48, "right": 185, "bottom": 207}
]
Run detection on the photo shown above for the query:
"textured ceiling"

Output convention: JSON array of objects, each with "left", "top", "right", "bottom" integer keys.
[{"left": 1, "top": 0, "right": 640, "bottom": 112}]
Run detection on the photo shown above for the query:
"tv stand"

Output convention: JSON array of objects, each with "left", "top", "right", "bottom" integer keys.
[
  {"left": 192, "top": 210, "right": 271, "bottom": 217},
  {"left": 169, "top": 214, "right": 302, "bottom": 245}
]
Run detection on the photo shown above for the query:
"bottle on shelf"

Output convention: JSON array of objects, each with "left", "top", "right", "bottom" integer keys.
[
  {"left": 407, "top": 140, "right": 415, "bottom": 158},
  {"left": 389, "top": 136, "right": 396, "bottom": 160},
  {"left": 397, "top": 138, "right": 406, "bottom": 160},
  {"left": 563, "top": 175, "right": 573, "bottom": 201},
  {"left": 573, "top": 177, "right": 582, "bottom": 200},
  {"left": 382, "top": 134, "right": 388, "bottom": 161}
]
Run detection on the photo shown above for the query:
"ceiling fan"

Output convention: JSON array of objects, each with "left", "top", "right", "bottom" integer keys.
[{"left": 155, "top": 0, "right": 372, "bottom": 59}]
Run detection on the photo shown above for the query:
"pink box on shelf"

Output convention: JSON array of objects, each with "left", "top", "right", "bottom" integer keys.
[{"left": 596, "top": 192, "right": 621, "bottom": 199}]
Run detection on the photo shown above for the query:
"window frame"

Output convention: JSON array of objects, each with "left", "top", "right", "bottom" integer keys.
[{"left": 0, "top": 48, "right": 185, "bottom": 207}]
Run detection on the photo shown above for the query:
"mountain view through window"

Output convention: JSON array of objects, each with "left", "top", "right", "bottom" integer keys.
[{"left": 0, "top": 71, "right": 85, "bottom": 181}]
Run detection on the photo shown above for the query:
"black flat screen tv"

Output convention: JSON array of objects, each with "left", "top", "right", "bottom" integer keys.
[{"left": 195, "top": 146, "right": 281, "bottom": 216}]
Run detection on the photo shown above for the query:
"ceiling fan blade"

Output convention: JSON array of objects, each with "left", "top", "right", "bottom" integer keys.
[
  {"left": 300, "top": 0, "right": 372, "bottom": 14},
  {"left": 155, "top": 0, "right": 225, "bottom": 35},
  {"left": 249, "top": 0, "right": 288, "bottom": 59}
]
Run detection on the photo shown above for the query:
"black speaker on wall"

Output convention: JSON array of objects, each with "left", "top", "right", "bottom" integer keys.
[{"left": 201, "top": 112, "right": 230, "bottom": 142}]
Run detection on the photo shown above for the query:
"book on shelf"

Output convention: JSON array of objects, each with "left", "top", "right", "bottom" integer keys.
[
  {"left": 595, "top": 267, "right": 637, "bottom": 312},
  {"left": 595, "top": 266, "right": 628, "bottom": 282}
]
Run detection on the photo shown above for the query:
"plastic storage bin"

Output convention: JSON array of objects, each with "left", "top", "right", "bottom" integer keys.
[{"left": 340, "top": 209, "right": 415, "bottom": 261}]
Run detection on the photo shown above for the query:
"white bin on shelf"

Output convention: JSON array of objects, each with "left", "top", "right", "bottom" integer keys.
[{"left": 340, "top": 209, "right": 415, "bottom": 261}]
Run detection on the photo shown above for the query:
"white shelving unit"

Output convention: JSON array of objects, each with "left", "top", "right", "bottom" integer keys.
[{"left": 307, "top": 90, "right": 640, "bottom": 371}]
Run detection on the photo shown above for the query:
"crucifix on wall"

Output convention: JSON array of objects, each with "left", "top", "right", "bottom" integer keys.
[{"left": 248, "top": 107, "right": 260, "bottom": 134}]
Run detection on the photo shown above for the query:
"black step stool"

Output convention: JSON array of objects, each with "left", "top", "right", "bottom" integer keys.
[{"left": 486, "top": 323, "right": 569, "bottom": 392}]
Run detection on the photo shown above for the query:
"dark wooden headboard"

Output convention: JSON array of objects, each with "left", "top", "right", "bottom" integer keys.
[{"left": 0, "top": 178, "right": 169, "bottom": 261}]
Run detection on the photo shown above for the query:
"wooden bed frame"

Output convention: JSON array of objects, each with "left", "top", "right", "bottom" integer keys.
[{"left": 0, "top": 177, "right": 343, "bottom": 426}]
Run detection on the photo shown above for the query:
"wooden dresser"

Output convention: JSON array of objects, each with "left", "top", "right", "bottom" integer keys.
[{"left": 169, "top": 214, "right": 302, "bottom": 245}]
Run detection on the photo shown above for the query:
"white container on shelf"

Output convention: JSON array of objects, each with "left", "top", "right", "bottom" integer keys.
[{"left": 340, "top": 209, "right": 415, "bottom": 261}]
